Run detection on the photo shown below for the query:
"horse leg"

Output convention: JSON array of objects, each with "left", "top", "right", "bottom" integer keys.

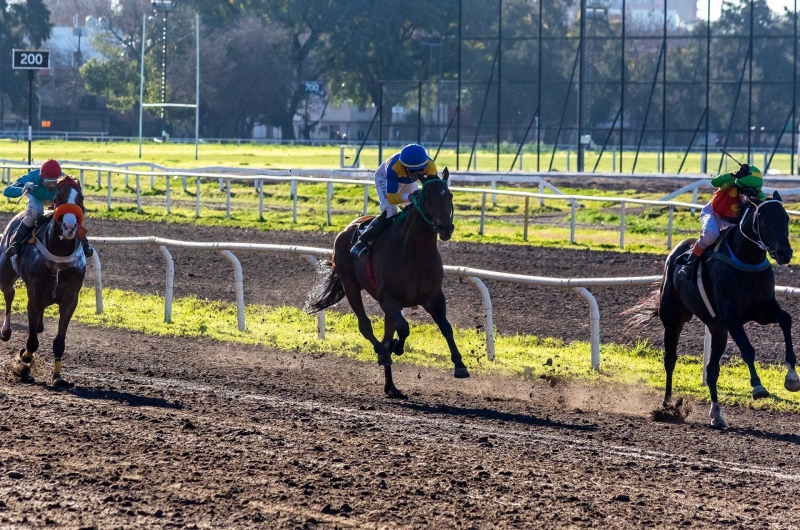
[
  {"left": 378, "top": 295, "right": 410, "bottom": 398},
  {"left": 51, "top": 296, "right": 79, "bottom": 387},
  {"left": 340, "top": 276, "right": 389, "bottom": 364},
  {"left": 424, "top": 290, "right": 469, "bottom": 379},
  {"left": 706, "top": 324, "right": 729, "bottom": 429},
  {"left": 23, "top": 298, "right": 42, "bottom": 364},
  {"left": 382, "top": 315, "right": 399, "bottom": 356},
  {"left": 761, "top": 300, "right": 799, "bottom": 392},
  {"left": 662, "top": 322, "right": 683, "bottom": 406},
  {"left": 37, "top": 312, "right": 44, "bottom": 334},
  {"left": 727, "top": 323, "right": 769, "bottom": 399},
  {"left": 0, "top": 284, "right": 14, "bottom": 342}
]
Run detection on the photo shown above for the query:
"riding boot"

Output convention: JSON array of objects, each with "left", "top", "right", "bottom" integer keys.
[
  {"left": 678, "top": 247, "right": 703, "bottom": 281},
  {"left": 81, "top": 237, "right": 94, "bottom": 258},
  {"left": 350, "top": 211, "right": 393, "bottom": 262},
  {"left": 5, "top": 223, "right": 35, "bottom": 258}
]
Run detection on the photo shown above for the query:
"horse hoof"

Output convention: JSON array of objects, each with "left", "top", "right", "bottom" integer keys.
[
  {"left": 752, "top": 385, "right": 770, "bottom": 399},
  {"left": 454, "top": 366, "right": 470, "bottom": 379},
  {"left": 710, "top": 416, "right": 727, "bottom": 429},
  {"left": 385, "top": 387, "right": 406, "bottom": 399},
  {"left": 0, "top": 329, "right": 10, "bottom": 342},
  {"left": 19, "top": 349, "right": 33, "bottom": 364},
  {"left": 784, "top": 377, "right": 800, "bottom": 392},
  {"left": 52, "top": 377, "right": 72, "bottom": 388}
]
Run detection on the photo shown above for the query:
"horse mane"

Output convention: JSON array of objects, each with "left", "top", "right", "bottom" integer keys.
[{"left": 57, "top": 175, "right": 81, "bottom": 191}]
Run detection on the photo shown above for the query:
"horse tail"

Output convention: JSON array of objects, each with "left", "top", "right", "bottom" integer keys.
[
  {"left": 621, "top": 277, "right": 665, "bottom": 333},
  {"left": 304, "top": 259, "right": 345, "bottom": 314}
]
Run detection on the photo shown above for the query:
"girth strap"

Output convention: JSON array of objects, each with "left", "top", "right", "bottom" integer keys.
[{"left": 696, "top": 261, "right": 717, "bottom": 319}]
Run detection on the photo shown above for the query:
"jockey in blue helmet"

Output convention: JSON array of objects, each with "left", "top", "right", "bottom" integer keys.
[{"left": 350, "top": 143, "right": 439, "bottom": 261}]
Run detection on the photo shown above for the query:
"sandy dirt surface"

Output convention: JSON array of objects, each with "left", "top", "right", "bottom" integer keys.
[
  {"left": 2, "top": 323, "right": 800, "bottom": 528},
  {"left": 20, "top": 215, "right": 795, "bottom": 364}
]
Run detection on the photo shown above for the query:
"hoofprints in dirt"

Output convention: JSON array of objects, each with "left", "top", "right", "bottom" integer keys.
[
  {"left": 10, "top": 215, "right": 796, "bottom": 364},
  {"left": 1, "top": 323, "right": 799, "bottom": 528}
]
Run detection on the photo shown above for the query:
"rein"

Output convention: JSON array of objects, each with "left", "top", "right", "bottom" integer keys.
[
  {"left": 739, "top": 199, "right": 782, "bottom": 258},
  {"left": 412, "top": 179, "right": 454, "bottom": 229}
]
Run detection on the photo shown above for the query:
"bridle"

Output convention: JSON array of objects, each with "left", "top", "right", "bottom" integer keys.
[
  {"left": 412, "top": 178, "right": 454, "bottom": 231},
  {"left": 739, "top": 199, "right": 783, "bottom": 259}
]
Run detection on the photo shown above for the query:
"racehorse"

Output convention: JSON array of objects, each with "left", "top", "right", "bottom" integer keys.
[
  {"left": 305, "top": 169, "right": 469, "bottom": 398},
  {"left": 626, "top": 191, "right": 797, "bottom": 428},
  {"left": 0, "top": 176, "right": 87, "bottom": 386}
]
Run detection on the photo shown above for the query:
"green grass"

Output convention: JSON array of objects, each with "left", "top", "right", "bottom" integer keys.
[
  {"left": 16, "top": 285, "right": 800, "bottom": 413},
  {"left": 0, "top": 139, "right": 795, "bottom": 175}
]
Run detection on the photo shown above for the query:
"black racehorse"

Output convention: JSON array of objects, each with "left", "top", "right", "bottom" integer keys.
[
  {"left": 628, "top": 191, "right": 797, "bottom": 428},
  {"left": 306, "top": 169, "right": 469, "bottom": 398},
  {"left": 0, "top": 176, "right": 87, "bottom": 386}
]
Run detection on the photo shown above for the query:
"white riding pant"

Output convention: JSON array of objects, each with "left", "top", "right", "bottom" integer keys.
[
  {"left": 21, "top": 196, "right": 46, "bottom": 228},
  {"left": 374, "top": 161, "right": 418, "bottom": 218},
  {"left": 697, "top": 203, "right": 735, "bottom": 250}
]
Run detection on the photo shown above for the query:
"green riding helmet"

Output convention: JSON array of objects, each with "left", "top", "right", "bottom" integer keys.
[{"left": 735, "top": 165, "right": 763, "bottom": 190}]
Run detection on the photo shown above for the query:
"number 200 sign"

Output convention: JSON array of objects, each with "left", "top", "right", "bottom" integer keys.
[{"left": 12, "top": 50, "right": 50, "bottom": 70}]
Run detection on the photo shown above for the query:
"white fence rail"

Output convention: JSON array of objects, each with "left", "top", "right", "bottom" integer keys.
[
  {"left": 3, "top": 162, "right": 800, "bottom": 252},
  {"left": 86, "top": 236, "right": 800, "bottom": 377}
]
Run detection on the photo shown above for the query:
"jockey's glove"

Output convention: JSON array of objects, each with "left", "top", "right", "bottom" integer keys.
[
  {"left": 733, "top": 164, "right": 751, "bottom": 179},
  {"left": 22, "top": 182, "right": 36, "bottom": 192}
]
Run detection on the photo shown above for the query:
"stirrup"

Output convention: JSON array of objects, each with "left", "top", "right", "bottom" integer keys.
[
  {"left": 5, "top": 245, "right": 18, "bottom": 258},
  {"left": 350, "top": 243, "right": 370, "bottom": 262}
]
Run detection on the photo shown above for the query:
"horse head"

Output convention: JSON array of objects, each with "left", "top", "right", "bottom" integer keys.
[
  {"left": 416, "top": 168, "right": 454, "bottom": 241},
  {"left": 52, "top": 176, "right": 85, "bottom": 241},
  {"left": 744, "top": 190, "right": 792, "bottom": 265}
]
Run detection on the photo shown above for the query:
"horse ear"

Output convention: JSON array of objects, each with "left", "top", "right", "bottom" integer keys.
[
  {"left": 774, "top": 190, "right": 782, "bottom": 203},
  {"left": 442, "top": 167, "right": 449, "bottom": 182}
]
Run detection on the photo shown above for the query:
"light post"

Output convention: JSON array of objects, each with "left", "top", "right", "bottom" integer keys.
[{"left": 151, "top": 0, "right": 174, "bottom": 141}]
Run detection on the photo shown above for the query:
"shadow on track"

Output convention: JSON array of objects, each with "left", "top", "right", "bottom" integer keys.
[
  {"left": 393, "top": 401, "right": 597, "bottom": 432},
  {"left": 46, "top": 384, "right": 182, "bottom": 409}
]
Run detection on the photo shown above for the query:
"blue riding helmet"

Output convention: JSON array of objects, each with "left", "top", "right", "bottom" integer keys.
[{"left": 399, "top": 144, "right": 429, "bottom": 171}]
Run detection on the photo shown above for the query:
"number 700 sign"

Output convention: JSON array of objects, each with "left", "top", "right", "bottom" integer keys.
[{"left": 12, "top": 49, "right": 50, "bottom": 70}]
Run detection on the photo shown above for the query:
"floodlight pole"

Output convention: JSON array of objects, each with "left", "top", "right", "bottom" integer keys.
[{"left": 139, "top": 13, "right": 145, "bottom": 159}]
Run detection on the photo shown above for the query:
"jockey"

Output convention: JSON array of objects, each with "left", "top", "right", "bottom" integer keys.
[
  {"left": 679, "top": 163, "right": 765, "bottom": 280},
  {"left": 350, "top": 143, "right": 438, "bottom": 261},
  {"left": 3, "top": 159, "right": 93, "bottom": 258}
]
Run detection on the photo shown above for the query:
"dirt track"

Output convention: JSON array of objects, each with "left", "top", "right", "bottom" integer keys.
[{"left": 2, "top": 322, "right": 800, "bottom": 528}]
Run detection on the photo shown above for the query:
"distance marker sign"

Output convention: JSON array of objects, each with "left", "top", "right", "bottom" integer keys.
[{"left": 12, "top": 49, "right": 50, "bottom": 70}]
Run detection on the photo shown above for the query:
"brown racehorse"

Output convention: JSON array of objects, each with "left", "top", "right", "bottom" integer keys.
[
  {"left": 0, "top": 176, "right": 87, "bottom": 386},
  {"left": 306, "top": 169, "right": 469, "bottom": 398}
]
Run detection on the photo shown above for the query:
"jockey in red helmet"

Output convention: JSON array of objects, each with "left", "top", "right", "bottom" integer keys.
[
  {"left": 350, "top": 144, "right": 438, "bottom": 261},
  {"left": 3, "top": 159, "right": 93, "bottom": 258}
]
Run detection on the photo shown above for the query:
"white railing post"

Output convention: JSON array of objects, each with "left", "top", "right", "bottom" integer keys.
[
  {"left": 612, "top": 149, "right": 617, "bottom": 172},
  {"left": 702, "top": 326, "right": 711, "bottom": 386},
  {"left": 220, "top": 250, "right": 245, "bottom": 332},
  {"left": 196, "top": 177, "right": 201, "bottom": 218},
  {"left": 523, "top": 196, "right": 529, "bottom": 242},
  {"left": 97, "top": 169, "right": 102, "bottom": 188},
  {"left": 467, "top": 276, "right": 494, "bottom": 361},
  {"left": 667, "top": 204, "right": 674, "bottom": 249},
  {"left": 571, "top": 287, "right": 601, "bottom": 370},
  {"left": 226, "top": 177, "right": 231, "bottom": 219},
  {"left": 570, "top": 203, "right": 576, "bottom": 244},
  {"left": 491, "top": 180, "right": 497, "bottom": 207},
  {"left": 291, "top": 179, "right": 298, "bottom": 223},
  {"left": 362, "top": 184, "right": 369, "bottom": 216},
  {"left": 326, "top": 181, "right": 333, "bottom": 226},
  {"left": 182, "top": 176, "right": 188, "bottom": 192},
  {"left": 303, "top": 255, "right": 326, "bottom": 339},
  {"left": 538, "top": 181, "right": 544, "bottom": 207},
  {"left": 106, "top": 172, "right": 112, "bottom": 211},
  {"left": 91, "top": 251, "right": 103, "bottom": 315},
  {"left": 158, "top": 245, "right": 174, "bottom": 323},
  {"left": 166, "top": 175, "right": 171, "bottom": 214},
  {"left": 258, "top": 178, "right": 264, "bottom": 221},
  {"left": 567, "top": 147, "right": 571, "bottom": 171},
  {"left": 691, "top": 187, "right": 698, "bottom": 216},
  {"left": 619, "top": 201, "right": 626, "bottom": 249},
  {"left": 136, "top": 174, "right": 142, "bottom": 214},
  {"left": 78, "top": 169, "right": 84, "bottom": 190},
  {"left": 150, "top": 163, "right": 155, "bottom": 190},
  {"left": 125, "top": 171, "right": 129, "bottom": 188},
  {"left": 479, "top": 192, "right": 487, "bottom": 236},
  {"left": 219, "top": 177, "right": 224, "bottom": 191}
]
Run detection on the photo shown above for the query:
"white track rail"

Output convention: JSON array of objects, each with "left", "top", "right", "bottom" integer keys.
[
  {"left": 6, "top": 162, "right": 800, "bottom": 250},
  {"left": 86, "top": 236, "right": 800, "bottom": 376}
]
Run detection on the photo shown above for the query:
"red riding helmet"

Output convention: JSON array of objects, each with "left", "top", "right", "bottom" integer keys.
[{"left": 40, "top": 159, "right": 62, "bottom": 179}]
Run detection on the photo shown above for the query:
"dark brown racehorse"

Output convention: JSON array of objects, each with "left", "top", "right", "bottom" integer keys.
[
  {"left": 306, "top": 169, "right": 469, "bottom": 398},
  {"left": 0, "top": 176, "right": 87, "bottom": 386}
]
